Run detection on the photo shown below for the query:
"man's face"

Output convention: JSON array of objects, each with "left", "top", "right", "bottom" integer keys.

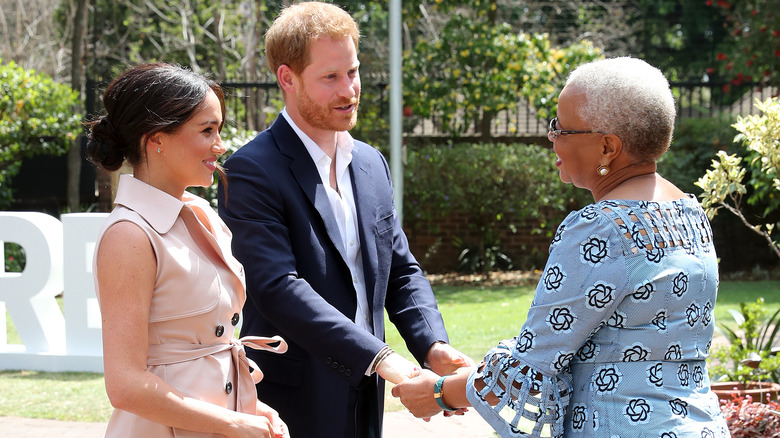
[{"left": 294, "top": 36, "right": 361, "bottom": 134}]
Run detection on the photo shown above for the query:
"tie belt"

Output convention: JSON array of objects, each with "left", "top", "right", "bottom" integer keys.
[{"left": 146, "top": 335, "right": 287, "bottom": 413}]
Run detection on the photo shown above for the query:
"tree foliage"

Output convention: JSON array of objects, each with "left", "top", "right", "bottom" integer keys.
[
  {"left": 696, "top": 97, "right": 780, "bottom": 259},
  {"left": 0, "top": 60, "right": 81, "bottom": 208},
  {"left": 402, "top": 1, "right": 601, "bottom": 136},
  {"left": 707, "top": 0, "right": 780, "bottom": 89}
]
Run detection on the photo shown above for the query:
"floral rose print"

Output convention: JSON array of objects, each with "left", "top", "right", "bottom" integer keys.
[
  {"left": 593, "top": 365, "right": 623, "bottom": 394},
  {"left": 571, "top": 404, "right": 587, "bottom": 431},
  {"left": 622, "top": 343, "right": 650, "bottom": 362},
  {"left": 580, "top": 205, "right": 599, "bottom": 221},
  {"left": 647, "top": 362, "right": 663, "bottom": 388},
  {"left": 686, "top": 302, "right": 701, "bottom": 328},
  {"left": 551, "top": 224, "right": 565, "bottom": 245},
  {"left": 586, "top": 282, "right": 615, "bottom": 311},
  {"left": 546, "top": 306, "right": 577, "bottom": 334},
  {"left": 632, "top": 281, "right": 655, "bottom": 302},
  {"left": 702, "top": 301, "right": 713, "bottom": 327},
  {"left": 543, "top": 264, "right": 565, "bottom": 292},
  {"left": 607, "top": 310, "right": 626, "bottom": 328},
  {"left": 551, "top": 350, "right": 574, "bottom": 373},
  {"left": 664, "top": 344, "right": 683, "bottom": 361},
  {"left": 672, "top": 271, "right": 689, "bottom": 299},
  {"left": 669, "top": 398, "right": 689, "bottom": 418},
  {"left": 625, "top": 398, "right": 652, "bottom": 423},
  {"left": 646, "top": 246, "right": 665, "bottom": 263},
  {"left": 629, "top": 223, "right": 646, "bottom": 250},
  {"left": 677, "top": 363, "right": 690, "bottom": 387},
  {"left": 652, "top": 310, "right": 667, "bottom": 332},
  {"left": 576, "top": 340, "right": 599, "bottom": 362},
  {"left": 692, "top": 365, "right": 704, "bottom": 389},
  {"left": 514, "top": 327, "right": 535, "bottom": 355},
  {"left": 581, "top": 235, "right": 608, "bottom": 266}
]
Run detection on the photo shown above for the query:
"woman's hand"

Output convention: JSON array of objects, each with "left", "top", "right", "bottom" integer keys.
[
  {"left": 227, "top": 404, "right": 288, "bottom": 438},
  {"left": 376, "top": 352, "right": 421, "bottom": 385},
  {"left": 255, "top": 401, "right": 290, "bottom": 438},
  {"left": 390, "top": 369, "right": 443, "bottom": 418}
]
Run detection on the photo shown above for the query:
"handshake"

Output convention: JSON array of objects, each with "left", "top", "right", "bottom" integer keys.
[{"left": 378, "top": 343, "right": 476, "bottom": 420}]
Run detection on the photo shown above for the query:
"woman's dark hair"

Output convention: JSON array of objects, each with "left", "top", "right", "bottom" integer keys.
[{"left": 86, "top": 63, "right": 227, "bottom": 184}]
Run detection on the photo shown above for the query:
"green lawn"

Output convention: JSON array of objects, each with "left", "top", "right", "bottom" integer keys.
[{"left": 1, "top": 279, "right": 779, "bottom": 421}]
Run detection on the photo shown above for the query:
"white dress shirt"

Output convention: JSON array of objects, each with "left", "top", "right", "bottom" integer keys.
[{"left": 281, "top": 110, "right": 372, "bottom": 336}]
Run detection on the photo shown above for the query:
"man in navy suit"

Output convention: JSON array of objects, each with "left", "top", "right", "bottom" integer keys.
[{"left": 218, "top": 2, "right": 473, "bottom": 437}]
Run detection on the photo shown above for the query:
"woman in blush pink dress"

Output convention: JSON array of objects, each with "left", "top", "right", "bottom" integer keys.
[{"left": 87, "top": 63, "right": 288, "bottom": 438}]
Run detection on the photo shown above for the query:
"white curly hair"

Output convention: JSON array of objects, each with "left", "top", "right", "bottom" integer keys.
[{"left": 565, "top": 57, "right": 676, "bottom": 163}]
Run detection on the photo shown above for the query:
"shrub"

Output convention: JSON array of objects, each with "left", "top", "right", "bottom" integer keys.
[
  {"left": 696, "top": 97, "right": 780, "bottom": 260},
  {"left": 659, "top": 115, "right": 739, "bottom": 195},
  {"left": 0, "top": 59, "right": 82, "bottom": 208},
  {"left": 403, "top": 142, "right": 590, "bottom": 272},
  {"left": 720, "top": 394, "right": 780, "bottom": 438},
  {"left": 709, "top": 298, "right": 780, "bottom": 384}
]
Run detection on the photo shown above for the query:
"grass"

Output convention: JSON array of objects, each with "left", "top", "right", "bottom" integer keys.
[{"left": 1, "top": 279, "right": 779, "bottom": 421}]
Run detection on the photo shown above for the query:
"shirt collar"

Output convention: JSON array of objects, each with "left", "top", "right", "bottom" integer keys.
[{"left": 113, "top": 174, "right": 185, "bottom": 234}]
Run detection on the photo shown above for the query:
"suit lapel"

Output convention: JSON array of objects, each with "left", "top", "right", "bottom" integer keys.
[
  {"left": 271, "top": 116, "right": 349, "bottom": 265},
  {"left": 350, "top": 145, "right": 379, "bottom": 312}
]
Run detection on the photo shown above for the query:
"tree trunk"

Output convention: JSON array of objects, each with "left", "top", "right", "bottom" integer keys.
[
  {"left": 67, "top": 0, "right": 89, "bottom": 212},
  {"left": 212, "top": 7, "right": 226, "bottom": 81}
]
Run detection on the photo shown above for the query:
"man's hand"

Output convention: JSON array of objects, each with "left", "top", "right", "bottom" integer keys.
[
  {"left": 425, "top": 342, "right": 476, "bottom": 376},
  {"left": 376, "top": 352, "right": 421, "bottom": 385}
]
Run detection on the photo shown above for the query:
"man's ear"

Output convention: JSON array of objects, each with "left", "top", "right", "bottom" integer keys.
[
  {"left": 602, "top": 133, "right": 623, "bottom": 160},
  {"left": 277, "top": 64, "right": 296, "bottom": 94}
]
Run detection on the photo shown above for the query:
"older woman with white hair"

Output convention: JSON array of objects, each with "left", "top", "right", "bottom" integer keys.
[{"left": 392, "top": 57, "right": 730, "bottom": 438}]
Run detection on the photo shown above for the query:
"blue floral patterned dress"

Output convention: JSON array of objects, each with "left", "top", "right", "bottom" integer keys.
[{"left": 466, "top": 196, "right": 730, "bottom": 437}]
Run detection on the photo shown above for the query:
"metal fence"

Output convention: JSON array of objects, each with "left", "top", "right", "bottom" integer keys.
[{"left": 87, "top": 78, "right": 776, "bottom": 140}]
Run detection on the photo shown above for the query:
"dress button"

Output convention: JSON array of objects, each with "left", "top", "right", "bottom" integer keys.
[
  {"left": 332, "top": 361, "right": 339, "bottom": 369},
  {"left": 338, "top": 365, "right": 346, "bottom": 373},
  {"left": 225, "top": 382, "right": 233, "bottom": 394},
  {"left": 215, "top": 325, "right": 225, "bottom": 337},
  {"left": 326, "top": 356, "right": 333, "bottom": 365},
  {"left": 345, "top": 369, "right": 352, "bottom": 377},
  {"left": 231, "top": 313, "right": 240, "bottom": 326}
]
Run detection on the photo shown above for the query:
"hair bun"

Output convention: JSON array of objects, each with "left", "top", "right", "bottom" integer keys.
[{"left": 86, "top": 115, "right": 125, "bottom": 171}]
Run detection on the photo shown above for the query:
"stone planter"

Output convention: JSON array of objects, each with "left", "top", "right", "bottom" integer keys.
[{"left": 711, "top": 381, "right": 780, "bottom": 404}]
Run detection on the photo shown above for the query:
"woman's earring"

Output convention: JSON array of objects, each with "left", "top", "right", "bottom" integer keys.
[
  {"left": 597, "top": 164, "right": 610, "bottom": 176},
  {"left": 157, "top": 147, "right": 161, "bottom": 154}
]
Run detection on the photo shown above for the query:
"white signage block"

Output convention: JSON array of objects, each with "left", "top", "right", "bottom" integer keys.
[{"left": 0, "top": 212, "right": 108, "bottom": 372}]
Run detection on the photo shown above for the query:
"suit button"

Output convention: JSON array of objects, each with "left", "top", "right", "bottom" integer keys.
[
  {"left": 215, "top": 325, "right": 225, "bottom": 337},
  {"left": 225, "top": 382, "right": 233, "bottom": 394},
  {"left": 231, "top": 313, "right": 240, "bottom": 326},
  {"left": 332, "top": 361, "right": 339, "bottom": 369},
  {"left": 345, "top": 369, "right": 352, "bottom": 377},
  {"left": 326, "top": 356, "right": 333, "bottom": 365},
  {"left": 338, "top": 365, "right": 346, "bottom": 373}
]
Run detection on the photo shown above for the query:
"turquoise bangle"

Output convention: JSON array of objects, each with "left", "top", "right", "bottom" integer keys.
[{"left": 433, "top": 375, "right": 455, "bottom": 411}]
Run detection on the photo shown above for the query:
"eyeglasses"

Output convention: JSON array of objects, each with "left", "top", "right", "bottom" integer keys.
[{"left": 548, "top": 117, "right": 609, "bottom": 140}]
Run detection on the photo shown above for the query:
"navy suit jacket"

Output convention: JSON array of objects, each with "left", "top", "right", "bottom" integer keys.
[{"left": 218, "top": 115, "right": 449, "bottom": 437}]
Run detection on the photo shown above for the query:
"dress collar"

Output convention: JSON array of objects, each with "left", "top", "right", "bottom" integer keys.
[{"left": 113, "top": 174, "right": 186, "bottom": 234}]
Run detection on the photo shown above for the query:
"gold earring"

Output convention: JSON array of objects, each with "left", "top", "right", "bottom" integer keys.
[{"left": 597, "top": 164, "right": 610, "bottom": 176}]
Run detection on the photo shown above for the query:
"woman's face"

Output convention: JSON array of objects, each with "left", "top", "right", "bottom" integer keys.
[
  {"left": 153, "top": 89, "right": 225, "bottom": 196},
  {"left": 551, "top": 85, "right": 605, "bottom": 190}
]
